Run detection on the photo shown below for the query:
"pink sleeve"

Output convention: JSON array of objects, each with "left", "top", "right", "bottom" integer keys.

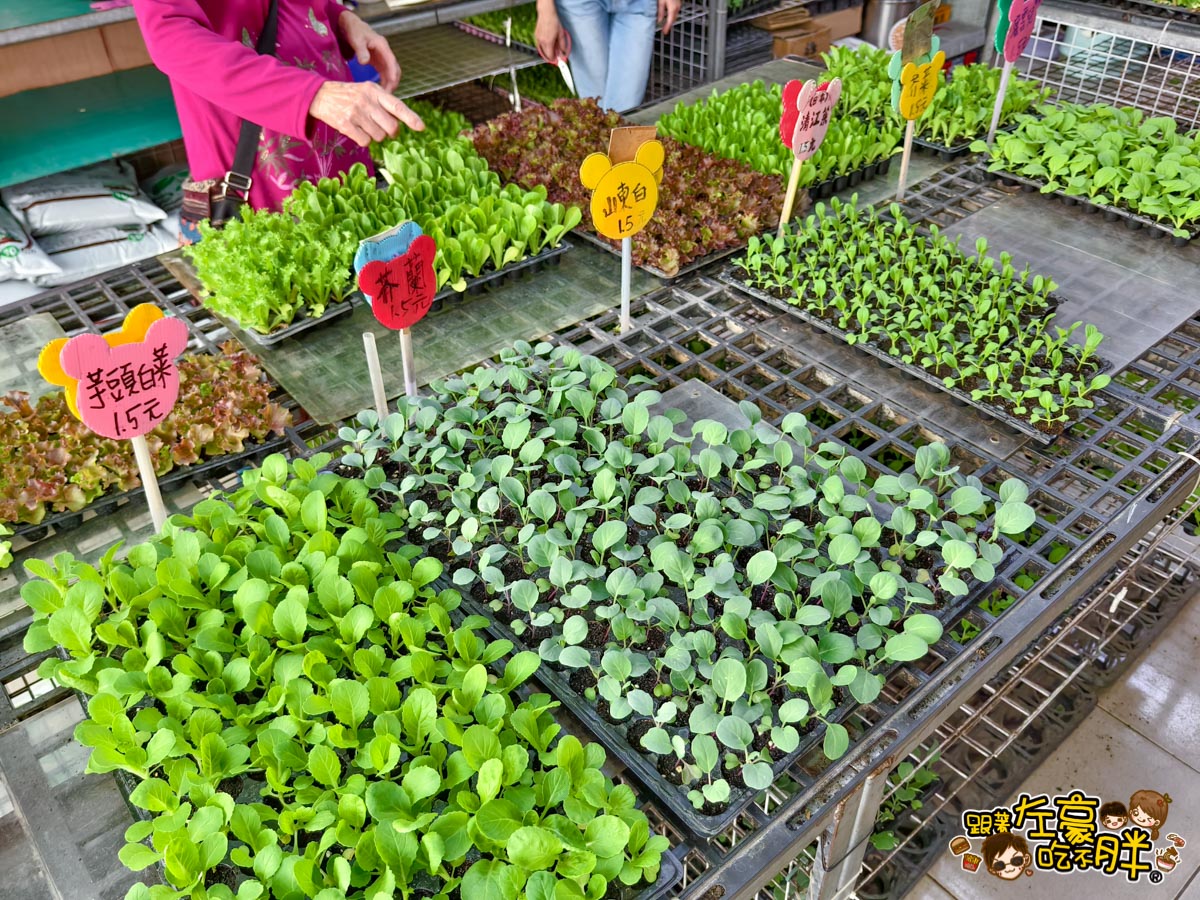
[
  {"left": 133, "top": 0, "right": 327, "bottom": 140},
  {"left": 327, "top": 0, "right": 354, "bottom": 59}
]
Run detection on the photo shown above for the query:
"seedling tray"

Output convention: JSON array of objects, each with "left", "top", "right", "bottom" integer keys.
[
  {"left": 236, "top": 296, "right": 357, "bottom": 347},
  {"left": 1090, "top": 0, "right": 1200, "bottom": 23},
  {"left": 991, "top": 170, "right": 1197, "bottom": 246},
  {"left": 719, "top": 268, "right": 1111, "bottom": 447},
  {"left": 9, "top": 432, "right": 292, "bottom": 542},
  {"left": 452, "top": 585, "right": 865, "bottom": 839},
  {"left": 806, "top": 155, "right": 894, "bottom": 200},
  {"left": 93, "top": 677, "right": 687, "bottom": 900},
  {"left": 912, "top": 125, "right": 1016, "bottom": 160},
  {"left": 571, "top": 228, "right": 753, "bottom": 282},
  {"left": 428, "top": 239, "right": 572, "bottom": 312}
]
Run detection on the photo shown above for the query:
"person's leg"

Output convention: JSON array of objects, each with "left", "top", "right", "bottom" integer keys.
[
  {"left": 602, "top": 0, "right": 657, "bottom": 112},
  {"left": 554, "top": 0, "right": 612, "bottom": 105}
]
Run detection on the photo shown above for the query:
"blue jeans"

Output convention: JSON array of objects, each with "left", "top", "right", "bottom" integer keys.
[{"left": 556, "top": 0, "right": 657, "bottom": 113}]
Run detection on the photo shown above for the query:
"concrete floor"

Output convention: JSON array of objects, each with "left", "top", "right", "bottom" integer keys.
[{"left": 919, "top": 593, "right": 1200, "bottom": 899}]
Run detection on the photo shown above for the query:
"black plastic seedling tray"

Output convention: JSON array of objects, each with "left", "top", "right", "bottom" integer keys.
[
  {"left": 1091, "top": 0, "right": 1200, "bottom": 23},
  {"left": 572, "top": 228, "right": 752, "bottom": 283},
  {"left": 212, "top": 243, "right": 573, "bottom": 342},
  {"left": 92, "top": 681, "right": 686, "bottom": 900},
  {"left": 992, "top": 170, "right": 1197, "bottom": 246},
  {"left": 428, "top": 240, "right": 572, "bottom": 312},
  {"left": 9, "top": 432, "right": 292, "bottom": 542},
  {"left": 806, "top": 155, "right": 894, "bottom": 200},
  {"left": 912, "top": 126, "right": 1014, "bottom": 160},
  {"left": 452, "top": 587, "right": 862, "bottom": 839},
  {"left": 238, "top": 296, "right": 357, "bottom": 347},
  {"left": 719, "top": 268, "right": 1111, "bottom": 447}
]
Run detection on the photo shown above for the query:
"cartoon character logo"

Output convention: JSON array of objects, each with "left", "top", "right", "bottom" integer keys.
[
  {"left": 1099, "top": 800, "right": 1128, "bottom": 830},
  {"left": 1129, "top": 790, "right": 1172, "bottom": 841},
  {"left": 982, "top": 832, "right": 1031, "bottom": 881},
  {"left": 780, "top": 79, "right": 842, "bottom": 162},
  {"left": 579, "top": 139, "right": 664, "bottom": 242}
]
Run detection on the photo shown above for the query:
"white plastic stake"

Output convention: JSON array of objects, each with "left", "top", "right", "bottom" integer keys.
[
  {"left": 399, "top": 328, "right": 418, "bottom": 397},
  {"left": 363, "top": 331, "right": 389, "bottom": 420},
  {"left": 896, "top": 119, "right": 916, "bottom": 202},
  {"left": 986, "top": 60, "right": 1014, "bottom": 145},
  {"left": 779, "top": 157, "right": 803, "bottom": 231},
  {"left": 131, "top": 434, "right": 167, "bottom": 533},
  {"left": 620, "top": 237, "right": 633, "bottom": 333}
]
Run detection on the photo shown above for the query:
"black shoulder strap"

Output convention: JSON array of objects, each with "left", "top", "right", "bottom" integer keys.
[{"left": 225, "top": 0, "right": 281, "bottom": 197}]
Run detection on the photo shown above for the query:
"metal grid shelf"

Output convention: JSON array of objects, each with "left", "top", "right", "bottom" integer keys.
[
  {"left": 846, "top": 522, "right": 1200, "bottom": 900},
  {"left": 387, "top": 24, "right": 540, "bottom": 99}
]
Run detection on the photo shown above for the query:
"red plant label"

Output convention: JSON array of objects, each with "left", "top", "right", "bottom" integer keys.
[
  {"left": 57, "top": 315, "right": 188, "bottom": 440},
  {"left": 780, "top": 79, "right": 843, "bottom": 162},
  {"left": 1003, "top": 0, "right": 1044, "bottom": 63},
  {"left": 357, "top": 234, "right": 438, "bottom": 331}
]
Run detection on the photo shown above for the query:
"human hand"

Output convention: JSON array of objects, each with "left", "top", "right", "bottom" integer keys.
[
  {"left": 309, "top": 81, "right": 424, "bottom": 147},
  {"left": 339, "top": 10, "right": 401, "bottom": 92},
  {"left": 658, "top": 0, "right": 681, "bottom": 33},
  {"left": 534, "top": 8, "right": 571, "bottom": 63}
]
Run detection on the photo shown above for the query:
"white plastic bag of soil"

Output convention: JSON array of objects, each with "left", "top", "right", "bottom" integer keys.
[
  {"left": 141, "top": 164, "right": 189, "bottom": 212},
  {"left": 2, "top": 160, "right": 167, "bottom": 236},
  {"left": 35, "top": 225, "right": 178, "bottom": 287},
  {"left": 0, "top": 208, "right": 61, "bottom": 282}
]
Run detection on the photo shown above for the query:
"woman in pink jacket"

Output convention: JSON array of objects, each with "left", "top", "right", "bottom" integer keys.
[{"left": 134, "top": 0, "right": 424, "bottom": 213}]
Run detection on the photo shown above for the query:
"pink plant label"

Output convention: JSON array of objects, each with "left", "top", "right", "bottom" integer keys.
[
  {"left": 780, "top": 79, "right": 842, "bottom": 162},
  {"left": 358, "top": 235, "right": 438, "bottom": 331},
  {"left": 57, "top": 316, "right": 188, "bottom": 440},
  {"left": 1003, "top": 0, "right": 1044, "bottom": 63}
]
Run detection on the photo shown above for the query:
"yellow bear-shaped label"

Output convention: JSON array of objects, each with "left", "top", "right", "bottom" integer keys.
[
  {"left": 897, "top": 51, "right": 946, "bottom": 121},
  {"left": 579, "top": 139, "right": 665, "bottom": 241}
]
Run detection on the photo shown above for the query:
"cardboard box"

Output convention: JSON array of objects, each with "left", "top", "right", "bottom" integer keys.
[
  {"left": 102, "top": 20, "right": 153, "bottom": 72},
  {"left": 0, "top": 19, "right": 152, "bottom": 98},
  {"left": 0, "top": 30, "right": 113, "bottom": 98},
  {"left": 812, "top": 5, "right": 864, "bottom": 40},
  {"left": 752, "top": 6, "right": 812, "bottom": 31},
  {"left": 772, "top": 22, "right": 832, "bottom": 58}
]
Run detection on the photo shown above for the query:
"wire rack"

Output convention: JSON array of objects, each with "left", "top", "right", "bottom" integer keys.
[
  {"left": 647, "top": 2, "right": 714, "bottom": 103},
  {"left": 1017, "top": 4, "right": 1200, "bottom": 128}
]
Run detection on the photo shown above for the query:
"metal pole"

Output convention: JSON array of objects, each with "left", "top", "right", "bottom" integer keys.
[
  {"left": 620, "top": 237, "right": 633, "bottom": 332},
  {"left": 809, "top": 764, "right": 894, "bottom": 900}
]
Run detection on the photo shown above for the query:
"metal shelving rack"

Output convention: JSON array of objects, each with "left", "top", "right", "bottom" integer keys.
[
  {"left": 386, "top": 24, "right": 539, "bottom": 98},
  {"left": 1008, "top": 0, "right": 1200, "bottom": 127}
]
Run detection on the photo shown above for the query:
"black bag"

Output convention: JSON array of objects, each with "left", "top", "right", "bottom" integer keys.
[{"left": 180, "top": 0, "right": 280, "bottom": 235}]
